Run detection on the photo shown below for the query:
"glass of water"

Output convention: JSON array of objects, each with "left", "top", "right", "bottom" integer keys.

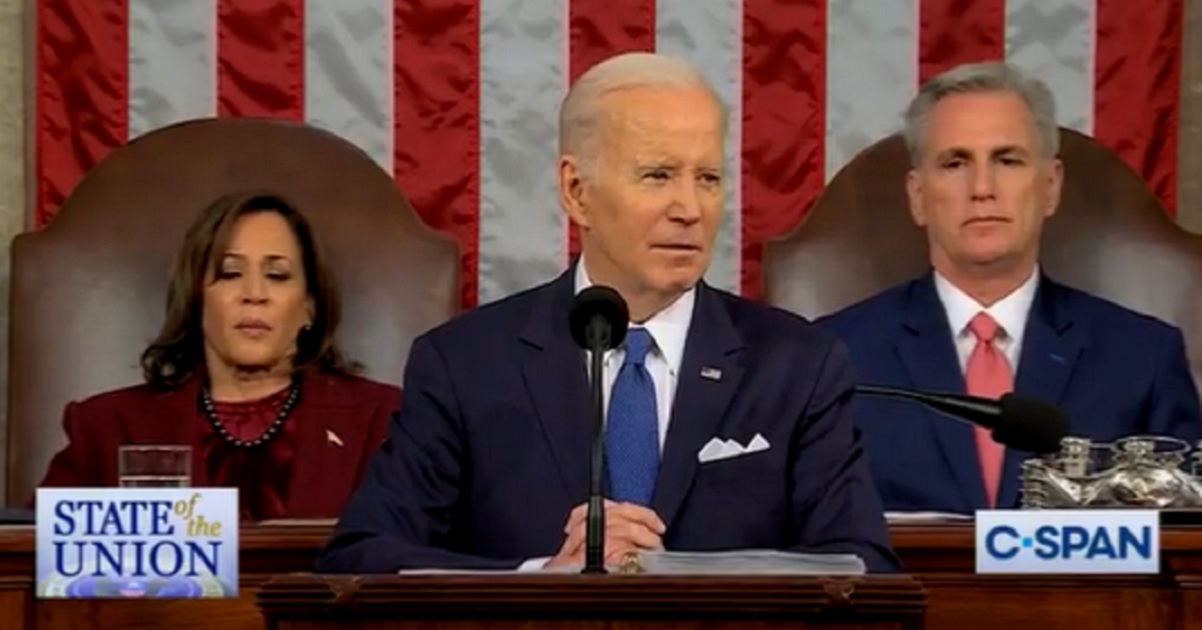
[{"left": 118, "top": 445, "right": 192, "bottom": 488}]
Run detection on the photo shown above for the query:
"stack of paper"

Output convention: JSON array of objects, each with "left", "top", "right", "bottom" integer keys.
[
  {"left": 257, "top": 518, "right": 339, "bottom": 527},
  {"left": 884, "top": 511, "right": 973, "bottom": 524},
  {"left": 639, "top": 550, "right": 866, "bottom": 575}
]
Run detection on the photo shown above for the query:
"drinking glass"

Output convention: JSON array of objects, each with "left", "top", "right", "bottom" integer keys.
[{"left": 118, "top": 445, "right": 192, "bottom": 488}]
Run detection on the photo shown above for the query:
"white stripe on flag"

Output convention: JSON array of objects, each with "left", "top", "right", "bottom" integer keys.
[
  {"left": 304, "top": 0, "right": 395, "bottom": 173},
  {"left": 128, "top": 0, "right": 217, "bottom": 140},
  {"left": 825, "top": 0, "right": 919, "bottom": 181},
  {"left": 478, "top": 0, "right": 569, "bottom": 305},
  {"left": 1006, "top": 0, "right": 1096, "bottom": 134},
  {"left": 657, "top": 0, "right": 744, "bottom": 294}
]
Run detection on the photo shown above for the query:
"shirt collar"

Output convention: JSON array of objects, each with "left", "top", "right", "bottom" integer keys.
[
  {"left": 933, "top": 266, "right": 1040, "bottom": 341},
  {"left": 573, "top": 257, "right": 694, "bottom": 373}
]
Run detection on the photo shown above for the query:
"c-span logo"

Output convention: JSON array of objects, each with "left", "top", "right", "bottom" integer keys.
[
  {"left": 976, "top": 510, "right": 1159, "bottom": 574},
  {"left": 36, "top": 488, "right": 238, "bottom": 598}
]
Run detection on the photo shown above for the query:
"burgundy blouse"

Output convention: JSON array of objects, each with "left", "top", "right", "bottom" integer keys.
[{"left": 197, "top": 386, "right": 299, "bottom": 520}]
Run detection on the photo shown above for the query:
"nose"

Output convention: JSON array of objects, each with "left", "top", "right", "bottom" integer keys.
[
  {"left": 970, "top": 163, "right": 997, "bottom": 201},
  {"left": 239, "top": 274, "right": 269, "bottom": 304},
  {"left": 667, "top": 178, "right": 705, "bottom": 225}
]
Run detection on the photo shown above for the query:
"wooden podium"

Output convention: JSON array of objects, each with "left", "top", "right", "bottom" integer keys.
[
  {"left": 255, "top": 573, "right": 927, "bottom": 629},
  {"left": 1, "top": 523, "right": 1200, "bottom": 628}
]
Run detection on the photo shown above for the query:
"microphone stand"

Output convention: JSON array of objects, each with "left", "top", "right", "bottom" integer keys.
[
  {"left": 583, "top": 317, "right": 608, "bottom": 574},
  {"left": 855, "top": 385, "right": 1000, "bottom": 426}
]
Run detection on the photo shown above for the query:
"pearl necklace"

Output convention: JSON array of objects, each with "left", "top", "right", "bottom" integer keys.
[{"left": 200, "top": 382, "right": 301, "bottom": 448}]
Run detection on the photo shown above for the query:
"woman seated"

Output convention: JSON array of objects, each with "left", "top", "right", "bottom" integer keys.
[{"left": 38, "top": 191, "right": 401, "bottom": 520}]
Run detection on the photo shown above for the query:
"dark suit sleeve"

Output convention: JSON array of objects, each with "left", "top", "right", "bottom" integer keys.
[
  {"left": 786, "top": 339, "right": 901, "bottom": 573},
  {"left": 1144, "top": 327, "right": 1202, "bottom": 444},
  {"left": 318, "top": 336, "right": 521, "bottom": 573}
]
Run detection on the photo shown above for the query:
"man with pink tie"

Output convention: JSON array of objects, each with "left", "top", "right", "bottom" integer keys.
[{"left": 819, "top": 61, "right": 1202, "bottom": 513}]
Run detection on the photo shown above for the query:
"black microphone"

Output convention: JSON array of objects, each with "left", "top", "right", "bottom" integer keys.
[
  {"left": 855, "top": 385, "right": 1069, "bottom": 453},
  {"left": 568, "top": 286, "right": 629, "bottom": 574}
]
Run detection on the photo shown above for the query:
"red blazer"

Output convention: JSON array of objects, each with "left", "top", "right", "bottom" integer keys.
[{"left": 38, "top": 370, "right": 401, "bottom": 518}]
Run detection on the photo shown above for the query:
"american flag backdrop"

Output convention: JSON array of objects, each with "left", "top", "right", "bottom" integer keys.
[{"left": 34, "top": 0, "right": 1187, "bottom": 309}]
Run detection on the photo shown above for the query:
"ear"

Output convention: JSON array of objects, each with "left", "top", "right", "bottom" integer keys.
[
  {"left": 559, "top": 154, "right": 591, "bottom": 230},
  {"left": 906, "top": 169, "right": 927, "bottom": 227},
  {"left": 1044, "top": 158, "right": 1064, "bottom": 218}
]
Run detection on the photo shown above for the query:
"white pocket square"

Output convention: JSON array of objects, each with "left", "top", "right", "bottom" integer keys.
[{"left": 696, "top": 433, "right": 771, "bottom": 463}]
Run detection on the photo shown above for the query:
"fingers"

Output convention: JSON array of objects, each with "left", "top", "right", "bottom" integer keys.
[
  {"left": 604, "top": 540, "right": 638, "bottom": 567},
  {"left": 568, "top": 520, "right": 662, "bottom": 561},
  {"left": 606, "top": 503, "right": 667, "bottom": 535},
  {"left": 559, "top": 500, "right": 619, "bottom": 560},
  {"left": 553, "top": 501, "right": 665, "bottom": 569},
  {"left": 560, "top": 522, "right": 586, "bottom": 558},
  {"left": 564, "top": 502, "right": 587, "bottom": 533},
  {"left": 545, "top": 545, "right": 583, "bottom": 569},
  {"left": 564, "top": 499, "right": 617, "bottom": 534},
  {"left": 606, "top": 518, "right": 664, "bottom": 550},
  {"left": 566, "top": 501, "right": 665, "bottom": 545}
]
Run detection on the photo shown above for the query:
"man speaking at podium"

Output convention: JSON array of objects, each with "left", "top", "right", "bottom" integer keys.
[{"left": 318, "top": 52, "right": 898, "bottom": 574}]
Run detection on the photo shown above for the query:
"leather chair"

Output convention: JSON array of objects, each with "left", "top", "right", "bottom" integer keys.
[
  {"left": 7, "top": 118, "right": 459, "bottom": 506},
  {"left": 764, "top": 128, "right": 1202, "bottom": 393}
]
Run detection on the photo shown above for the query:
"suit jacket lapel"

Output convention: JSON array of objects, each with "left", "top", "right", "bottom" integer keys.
[
  {"left": 519, "top": 270, "right": 592, "bottom": 501},
  {"left": 653, "top": 284, "right": 744, "bottom": 528},
  {"left": 896, "top": 274, "right": 987, "bottom": 511},
  {"left": 999, "top": 277, "right": 1083, "bottom": 507}
]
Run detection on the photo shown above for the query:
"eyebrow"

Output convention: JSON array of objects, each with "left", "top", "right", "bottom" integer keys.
[
  {"left": 634, "top": 162, "right": 723, "bottom": 173},
  {"left": 220, "top": 253, "right": 294, "bottom": 264},
  {"left": 935, "top": 145, "right": 1030, "bottom": 161}
]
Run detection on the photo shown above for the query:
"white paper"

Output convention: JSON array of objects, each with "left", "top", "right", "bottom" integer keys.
[
  {"left": 398, "top": 565, "right": 581, "bottom": 575},
  {"left": 256, "top": 518, "right": 338, "bottom": 526},
  {"left": 640, "top": 549, "right": 866, "bottom": 575},
  {"left": 885, "top": 511, "right": 973, "bottom": 524}
]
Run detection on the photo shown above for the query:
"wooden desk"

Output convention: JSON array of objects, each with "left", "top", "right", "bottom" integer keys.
[
  {"left": 256, "top": 573, "right": 927, "bottom": 629},
  {"left": 892, "top": 524, "right": 1202, "bottom": 629},
  {"left": 0, "top": 523, "right": 1199, "bottom": 629}
]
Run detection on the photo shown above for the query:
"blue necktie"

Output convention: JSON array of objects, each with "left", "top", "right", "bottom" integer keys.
[{"left": 606, "top": 327, "right": 659, "bottom": 505}]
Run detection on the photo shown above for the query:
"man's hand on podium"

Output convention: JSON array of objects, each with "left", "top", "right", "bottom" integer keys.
[{"left": 546, "top": 500, "right": 666, "bottom": 569}]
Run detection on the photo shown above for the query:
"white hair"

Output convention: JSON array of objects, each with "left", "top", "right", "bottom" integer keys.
[
  {"left": 559, "top": 52, "right": 725, "bottom": 177},
  {"left": 903, "top": 61, "right": 1059, "bottom": 165}
]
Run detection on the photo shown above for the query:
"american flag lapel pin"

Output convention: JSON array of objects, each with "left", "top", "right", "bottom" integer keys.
[
  {"left": 326, "top": 429, "right": 344, "bottom": 447},
  {"left": 700, "top": 366, "right": 723, "bottom": 381}
]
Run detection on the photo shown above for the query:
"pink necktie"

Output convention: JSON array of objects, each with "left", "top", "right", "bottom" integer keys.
[{"left": 966, "top": 312, "right": 1012, "bottom": 508}]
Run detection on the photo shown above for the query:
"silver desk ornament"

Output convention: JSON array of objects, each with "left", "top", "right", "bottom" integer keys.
[{"left": 1021, "top": 435, "right": 1202, "bottom": 509}]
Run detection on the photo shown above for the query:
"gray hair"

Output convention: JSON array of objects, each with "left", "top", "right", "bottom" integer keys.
[
  {"left": 903, "top": 61, "right": 1059, "bottom": 165},
  {"left": 559, "top": 52, "right": 725, "bottom": 177}
]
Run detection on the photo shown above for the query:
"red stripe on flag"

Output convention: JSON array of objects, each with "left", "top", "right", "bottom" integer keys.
[
  {"left": 566, "top": 0, "right": 658, "bottom": 259},
  {"left": 740, "top": 0, "right": 825, "bottom": 300},
  {"left": 568, "top": 0, "right": 657, "bottom": 84},
  {"left": 394, "top": 1, "right": 480, "bottom": 309},
  {"left": 918, "top": 0, "right": 1005, "bottom": 83},
  {"left": 217, "top": 0, "right": 305, "bottom": 119},
  {"left": 1095, "top": 0, "right": 1182, "bottom": 215},
  {"left": 35, "top": 0, "right": 129, "bottom": 228}
]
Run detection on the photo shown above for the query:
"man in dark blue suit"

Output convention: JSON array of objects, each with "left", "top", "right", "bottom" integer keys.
[
  {"left": 318, "top": 52, "right": 898, "bottom": 573},
  {"left": 819, "top": 61, "right": 1202, "bottom": 514}
]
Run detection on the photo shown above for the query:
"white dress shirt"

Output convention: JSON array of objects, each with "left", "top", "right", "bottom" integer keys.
[
  {"left": 575, "top": 258, "right": 694, "bottom": 452},
  {"left": 933, "top": 267, "right": 1040, "bottom": 372}
]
